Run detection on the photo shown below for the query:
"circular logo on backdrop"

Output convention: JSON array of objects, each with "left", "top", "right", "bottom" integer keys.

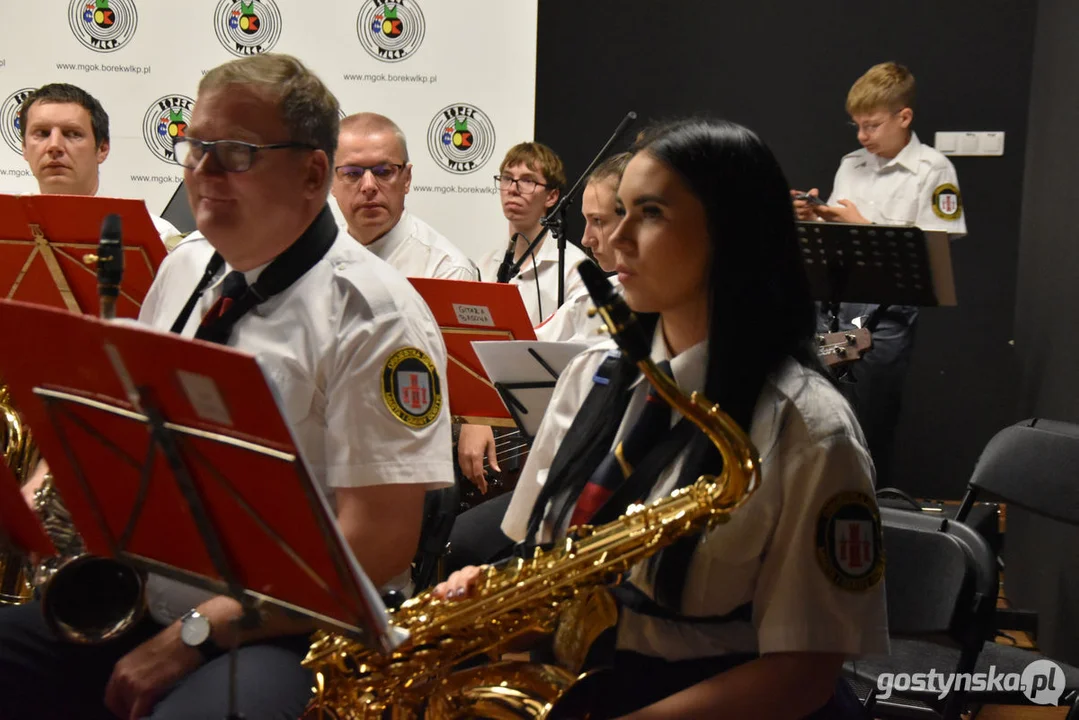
[
  {"left": 357, "top": 1, "right": 426, "bottom": 63},
  {"left": 214, "top": 0, "right": 282, "bottom": 57},
  {"left": 426, "top": 104, "right": 496, "bottom": 175},
  {"left": 68, "top": 0, "right": 138, "bottom": 53},
  {"left": 142, "top": 95, "right": 195, "bottom": 165},
  {"left": 1, "top": 88, "right": 35, "bottom": 156}
]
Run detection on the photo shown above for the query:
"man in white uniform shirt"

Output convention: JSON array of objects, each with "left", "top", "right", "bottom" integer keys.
[
  {"left": 0, "top": 54, "right": 453, "bottom": 720},
  {"left": 475, "top": 142, "right": 589, "bottom": 324},
  {"left": 332, "top": 112, "right": 477, "bottom": 280},
  {"left": 19, "top": 83, "right": 181, "bottom": 246},
  {"left": 792, "top": 61, "right": 966, "bottom": 485}
]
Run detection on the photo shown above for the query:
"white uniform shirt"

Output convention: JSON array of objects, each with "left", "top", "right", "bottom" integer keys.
[
  {"left": 151, "top": 213, "right": 182, "bottom": 250},
  {"left": 476, "top": 236, "right": 590, "bottom": 326},
  {"left": 533, "top": 276, "right": 620, "bottom": 345},
  {"left": 502, "top": 327, "right": 889, "bottom": 661},
  {"left": 138, "top": 213, "right": 454, "bottom": 621},
  {"left": 828, "top": 132, "right": 967, "bottom": 237},
  {"left": 352, "top": 210, "right": 478, "bottom": 281}
]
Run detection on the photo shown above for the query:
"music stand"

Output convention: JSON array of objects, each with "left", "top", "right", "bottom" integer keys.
[
  {"left": 161, "top": 181, "right": 196, "bottom": 235},
  {"left": 797, "top": 221, "right": 958, "bottom": 331},
  {"left": 0, "top": 193, "right": 167, "bottom": 318},
  {"left": 0, "top": 299, "right": 399, "bottom": 718},
  {"left": 408, "top": 278, "right": 537, "bottom": 428},
  {"left": 472, "top": 341, "right": 588, "bottom": 443}
]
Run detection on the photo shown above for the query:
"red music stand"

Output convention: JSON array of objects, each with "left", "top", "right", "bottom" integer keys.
[
  {"left": 0, "top": 300, "right": 400, "bottom": 674},
  {"left": 0, "top": 193, "right": 167, "bottom": 318},
  {"left": 408, "top": 278, "right": 536, "bottom": 427}
]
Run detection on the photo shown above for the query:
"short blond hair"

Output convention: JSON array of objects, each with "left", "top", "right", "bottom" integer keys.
[
  {"left": 199, "top": 53, "right": 340, "bottom": 167},
  {"left": 340, "top": 112, "right": 409, "bottom": 162},
  {"left": 499, "top": 142, "right": 565, "bottom": 192},
  {"left": 846, "top": 62, "right": 916, "bottom": 116}
]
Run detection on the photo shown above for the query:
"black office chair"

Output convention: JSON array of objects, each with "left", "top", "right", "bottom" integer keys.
[{"left": 845, "top": 507, "right": 999, "bottom": 719}]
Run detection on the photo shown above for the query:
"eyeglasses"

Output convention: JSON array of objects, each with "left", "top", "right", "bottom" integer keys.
[
  {"left": 173, "top": 138, "right": 315, "bottom": 172},
  {"left": 494, "top": 174, "right": 547, "bottom": 194},
  {"left": 848, "top": 112, "right": 899, "bottom": 135},
  {"left": 334, "top": 163, "right": 407, "bottom": 185}
]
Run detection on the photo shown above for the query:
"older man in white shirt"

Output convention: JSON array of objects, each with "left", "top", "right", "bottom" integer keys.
[{"left": 332, "top": 112, "right": 476, "bottom": 280}]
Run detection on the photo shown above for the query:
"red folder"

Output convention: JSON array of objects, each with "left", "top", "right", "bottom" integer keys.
[
  {"left": 409, "top": 278, "right": 536, "bottom": 426},
  {"left": 0, "top": 193, "right": 167, "bottom": 318},
  {"left": 0, "top": 299, "right": 391, "bottom": 645}
]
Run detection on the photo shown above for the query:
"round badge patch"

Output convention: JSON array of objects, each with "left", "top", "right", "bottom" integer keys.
[
  {"left": 932, "top": 183, "right": 962, "bottom": 221},
  {"left": 381, "top": 347, "right": 442, "bottom": 428},
  {"left": 814, "top": 491, "right": 884, "bottom": 592}
]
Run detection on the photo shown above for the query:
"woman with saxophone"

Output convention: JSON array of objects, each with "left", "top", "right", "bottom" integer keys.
[{"left": 435, "top": 118, "right": 888, "bottom": 719}]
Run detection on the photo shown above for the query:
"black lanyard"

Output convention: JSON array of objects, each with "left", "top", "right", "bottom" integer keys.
[{"left": 169, "top": 205, "right": 338, "bottom": 336}]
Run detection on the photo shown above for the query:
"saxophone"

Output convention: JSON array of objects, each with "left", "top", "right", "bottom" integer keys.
[
  {"left": 301, "top": 262, "right": 763, "bottom": 719},
  {"left": 0, "top": 383, "right": 88, "bottom": 606}
]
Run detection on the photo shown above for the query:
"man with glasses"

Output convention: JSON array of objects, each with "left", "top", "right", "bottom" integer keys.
[
  {"left": 332, "top": 112, "right": 477, "bottom": 280},
  {"left": 790, "top": 61, "right": 967, "bottom": 486},
  {"left": 0, "top": 53, "right": 453, "bottom": 720},
  {"left": 18, "top": 82, "right": 181, "bottom": 247},
  {"left": 476, "top": 142, "right": 589, "bottom": 325}
]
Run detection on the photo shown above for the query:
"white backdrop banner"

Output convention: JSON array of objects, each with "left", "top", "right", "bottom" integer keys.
[{"left": 0, "top": 0, "right": 537, "bottom": 261}]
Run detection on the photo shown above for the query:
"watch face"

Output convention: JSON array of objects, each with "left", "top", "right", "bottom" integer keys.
[{"left": 181, "top": 613, "right": 211, "bottom": 647}]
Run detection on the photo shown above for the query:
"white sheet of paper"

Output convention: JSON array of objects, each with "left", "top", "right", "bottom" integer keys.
[{"left": 472, "top": 340, "right": 589, "bottom": 438}]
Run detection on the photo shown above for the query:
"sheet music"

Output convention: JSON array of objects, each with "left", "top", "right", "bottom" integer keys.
[{"left": 472, "top": 341, "right": 588, "bottom": 437}]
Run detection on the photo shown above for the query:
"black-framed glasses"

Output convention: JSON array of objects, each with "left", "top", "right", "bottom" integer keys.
[
  {"left": 173, "top": 137, "right": 316, "bottom": 172},
  {"left": 494, "top": 174, "right": 547, "bottom": 194},
  {"left": 334, "top": 163, "right": 407, "bottom": 185}
]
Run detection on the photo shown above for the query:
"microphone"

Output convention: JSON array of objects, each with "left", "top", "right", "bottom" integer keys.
[
  {"left": 495, "top": 233, "right": 523, "bottom": 283},
  {"left": 96, "top": 213, "right": 123, "bottom": 320}
]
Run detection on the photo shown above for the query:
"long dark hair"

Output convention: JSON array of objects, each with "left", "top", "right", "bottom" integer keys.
[{"left": 528, "top": 118, "right": 822, "bottom": 609}]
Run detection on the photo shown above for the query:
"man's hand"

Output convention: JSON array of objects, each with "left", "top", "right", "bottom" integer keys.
[
  {"left": 815, "top": 199, "right": 870, "bottom": 225},
  {"left": 790, "top": 188, "right": 822, "bottom": 221},
  {"left": 104, "top": 624, "right": 203, "bottom": 720},
  {"left": 457, "top": 424, "right": 498, "bottom": 494}
]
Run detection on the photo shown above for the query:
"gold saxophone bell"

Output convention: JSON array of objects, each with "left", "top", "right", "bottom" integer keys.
[
  {"left": 1, "top": 384, "right": 145, "bottom": 642},
  {"left": 1, "top": 384, "right": 37, "bottom": 606},
  {"left": 300, "top": 263, "right": 763, "bottom": 718}
]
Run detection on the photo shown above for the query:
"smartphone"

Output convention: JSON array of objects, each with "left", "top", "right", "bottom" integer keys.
[{"left": 794, "top": 192, "right": 826, "bottom": 207}]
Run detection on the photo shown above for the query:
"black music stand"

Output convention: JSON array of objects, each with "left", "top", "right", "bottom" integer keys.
[
  {"left": 797, "top": 221, "right": 958, "bottom": 331},
  {"left": 471, "top": 340, "right": 589, "bottom": 444},
  {"left": 0, "top": 300, "right": 399, "bottom": 720}
]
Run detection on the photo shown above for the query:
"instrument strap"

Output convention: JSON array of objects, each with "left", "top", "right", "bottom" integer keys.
[
  {"left": 610, "top": 583, "right": 753, "bottom": 626},
  {"left": 169, "top": 205, "right": 338, "bottom": 335}
]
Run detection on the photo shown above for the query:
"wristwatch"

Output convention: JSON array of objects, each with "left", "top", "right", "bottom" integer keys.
[{"left": 179, "top": 609, "right": 221, "bottom": 661}]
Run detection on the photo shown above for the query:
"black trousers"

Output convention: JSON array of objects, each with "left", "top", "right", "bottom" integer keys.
[
  {"left": 444, "top": 491, "right": 517, "bottom": 573},
  {"left": 819, "top": 302, "right": 918, "bottom": 487},
  {"left": 554, "top": 651, "right": 869, "bottom": 719},
  {"left": 0, "top": 600, "right": 313, "bottom": 720}
]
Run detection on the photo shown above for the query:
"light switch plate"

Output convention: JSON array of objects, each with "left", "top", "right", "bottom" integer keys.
[{"left": 934, "top": 131, "right": 1005, "bottom": 156}]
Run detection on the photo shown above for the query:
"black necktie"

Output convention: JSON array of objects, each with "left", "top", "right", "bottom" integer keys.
[
  {"left": 570, "top": 361, "right": 673, "bottom": 527},
  {"left": 195, "top": 270, "right": 255, "bottom": 345}
]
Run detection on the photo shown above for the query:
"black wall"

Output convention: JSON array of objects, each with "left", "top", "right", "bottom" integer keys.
[
  {"left": 1016, "top": 0, "right": 1079, "bottom": 423},
  {"left": 535, "top": 1, "right": 1037, "bottom": 498}
]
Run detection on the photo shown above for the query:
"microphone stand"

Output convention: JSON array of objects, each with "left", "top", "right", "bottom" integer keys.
[{"left": 503, "top": 111, "right": 638, "bottom": 307}]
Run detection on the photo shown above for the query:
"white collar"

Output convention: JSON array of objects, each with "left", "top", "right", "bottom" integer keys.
[
  {"left": 362, "top": 210, "right": 411, "bottom": 261},
  {"left": 872, "top": 131, "right": 922, "bottom": 173},
  {"left": 629, "top": 320, "right": 709, "bottom": 396}
]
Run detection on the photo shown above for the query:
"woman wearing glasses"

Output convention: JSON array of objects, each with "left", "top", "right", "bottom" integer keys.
[{"left": 437, "top": 118, "right": 888, "bottom": 719}]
